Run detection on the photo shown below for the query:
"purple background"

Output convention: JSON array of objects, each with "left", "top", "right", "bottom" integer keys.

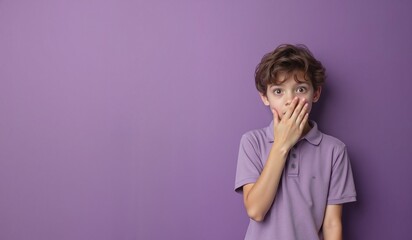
[{"left": 1, "top": 1, "right": 411, "bottom": 239}]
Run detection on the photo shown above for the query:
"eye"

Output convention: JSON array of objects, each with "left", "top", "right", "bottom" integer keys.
[
  {"left": 273, "top": 89, "right": 282, "bottom": 95},
  {"left": 296, "top": 87, "right": 306, "bottom": 93}
]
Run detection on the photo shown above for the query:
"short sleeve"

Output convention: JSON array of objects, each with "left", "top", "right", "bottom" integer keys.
[
  {"left": 327, "top": 146, "right": 357, "bottom": 204},
  {"left": 234, "top": 133, "right": 263, "bottom": 193}
]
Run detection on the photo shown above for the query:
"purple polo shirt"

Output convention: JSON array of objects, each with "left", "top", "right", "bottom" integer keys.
[{"left": 235, "top": 121, "right": 356, "bottom": 240}]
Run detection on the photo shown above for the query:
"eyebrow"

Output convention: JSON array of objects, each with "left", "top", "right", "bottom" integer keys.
[{"left": 270, "top": 81, "right": 309, "bottom": 88}]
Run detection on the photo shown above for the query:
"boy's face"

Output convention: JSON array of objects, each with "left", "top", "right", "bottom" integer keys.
[{"left": 260, "top": 71, "right": 321, "bottom": 120}]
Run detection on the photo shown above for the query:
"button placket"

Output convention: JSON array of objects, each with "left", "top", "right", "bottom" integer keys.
[{"left": 288, "top": 149, "right": 299, "bottom": 176}]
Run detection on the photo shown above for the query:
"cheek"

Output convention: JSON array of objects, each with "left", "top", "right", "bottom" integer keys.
[
  {"left": 270, "top": 105, "right": 286, "bottom": 118},
  {"left": 269, "top": 102, "right": 281, "bottom": 111},
  {"left": 300, "top": 95, "right": 314, "bottom": 108},
  {"left": 300, "top": 95, "right": 311, "bottom": 102},
  {"left": 306, "top": 102, "right": 314, "bottom": 113}
]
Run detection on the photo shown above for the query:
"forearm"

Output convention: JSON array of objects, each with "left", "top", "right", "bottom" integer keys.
[
  {"left": 322, "top": 204, "right": 343, "bottom": 240},
  {"left": 244, "top": 144, "right": 289, "bottom": 221},
  {"left": 322, "top": 223, "right": 342, "bottom": 240}
]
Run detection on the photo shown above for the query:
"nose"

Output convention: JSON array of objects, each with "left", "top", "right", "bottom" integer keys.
[{"left": 285, "top": 92, "right": 296, "bottom": 106}]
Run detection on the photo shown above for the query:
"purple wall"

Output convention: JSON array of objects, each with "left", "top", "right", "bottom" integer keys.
[{"left": 1, "top": 1, "right": 411, "bottom": 239}]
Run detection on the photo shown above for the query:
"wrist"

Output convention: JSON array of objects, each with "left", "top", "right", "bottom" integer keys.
[{"left": 271, "top": 142, "right": 290, "bottom": 157}]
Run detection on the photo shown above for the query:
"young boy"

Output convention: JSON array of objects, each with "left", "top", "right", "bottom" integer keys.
[{"left": 235, "top": 44, "right": 356, "bottom": 240}]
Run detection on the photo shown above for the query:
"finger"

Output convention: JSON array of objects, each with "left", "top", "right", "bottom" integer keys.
[
  {"left": 284, "top": 97, "right": 299, "bottom": 119},
  {"left": 299, "top": 113, "right": 309, "bottom": 130},
  {"left": 295, "top": 103, "right": 308, "bottom": 124},
  {"left": 291, "top": 98, "right": 306, "bottom": 121}
]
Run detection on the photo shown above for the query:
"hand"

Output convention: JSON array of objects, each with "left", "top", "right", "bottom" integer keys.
[{"left": 272, "top": 97, "right": 309, "bottom": 151}]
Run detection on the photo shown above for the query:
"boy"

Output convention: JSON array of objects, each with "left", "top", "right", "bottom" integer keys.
[{"left": 235, "top": 44, "right": 356, "bottom": 240}]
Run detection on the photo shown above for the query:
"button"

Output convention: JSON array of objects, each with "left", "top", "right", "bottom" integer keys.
[
  {"left": 291, "top": 163, "right": 296, "bottom": 169},
  {"left": 291, "top": 153, "right": 297, "bottom": 158}
]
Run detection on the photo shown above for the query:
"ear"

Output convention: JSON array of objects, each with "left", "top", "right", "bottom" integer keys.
[
  {"left": 312, "top": 86, "right": 322, "bottom": 103},
  {"left": 259, "top": 93, "right": 270, "bottom": 106}
]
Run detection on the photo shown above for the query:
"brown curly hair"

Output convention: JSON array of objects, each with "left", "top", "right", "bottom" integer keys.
[{"left": 255, "top": 44, "right": 325, "bottom": 96}]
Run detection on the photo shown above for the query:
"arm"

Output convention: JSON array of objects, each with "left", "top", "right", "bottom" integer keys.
[
  {"left": 322, "top": 204, "right": 343, "bottom": 240},
  {"left": 242, "top": 144, "right": 288, "bottom": 221},
  {"left": 243, "top": 97, "right": 308, "bottom": 221}
]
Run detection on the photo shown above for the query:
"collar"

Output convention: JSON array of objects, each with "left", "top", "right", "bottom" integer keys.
[{"left": 266, "top": 120, "right": 323, "bottom": 146}]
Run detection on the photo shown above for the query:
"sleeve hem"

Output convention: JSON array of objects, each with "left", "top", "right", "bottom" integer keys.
[
  {"left": 234, "top": 177, "right": 258, "bottom": 193},
  {"left": 327, "top": 196, "right": 357, "bottom": 205}
]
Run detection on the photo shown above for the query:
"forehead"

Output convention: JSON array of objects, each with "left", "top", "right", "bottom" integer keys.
[{"left": 274, "top": 70, "right": 308, "bottom": 85}]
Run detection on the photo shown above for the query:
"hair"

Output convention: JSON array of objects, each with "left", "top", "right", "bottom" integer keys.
[{"left": 255, "top": 44, "right": 326, "bottom": 96}]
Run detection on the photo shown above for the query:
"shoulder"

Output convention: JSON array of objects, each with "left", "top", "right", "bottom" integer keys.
[
  {"left": 238, "top": 124, "right": 271, "bottom": 157},
  {"left": 320, "top": 132, "right": 346, "bottom": 149},
  {"left": 240, "top": 125, "right": 270, "bottom": 146},
  {"left": 319, "top": 132, "right": 349, "bottom": 164}
]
